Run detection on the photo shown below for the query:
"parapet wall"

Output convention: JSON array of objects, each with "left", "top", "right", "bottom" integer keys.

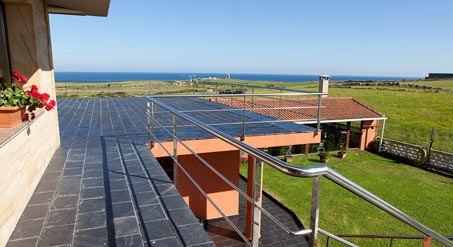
[{"left": 0, "top": 110, "right": 60, "bottom": 246}]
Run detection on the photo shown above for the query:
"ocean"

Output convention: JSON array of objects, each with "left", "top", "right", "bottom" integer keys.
[{"left": 54, "top": 72, "right": 419, "bottom": 83}]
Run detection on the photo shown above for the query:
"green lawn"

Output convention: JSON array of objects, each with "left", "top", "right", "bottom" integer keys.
[
  {"left": 327, "top": 86, "right": 452, "bottom": 153},
  {"left": 257, "top": 79, "right": 453, "bottom": 153},
  {"left": 240, "top": 151, "right": 453, "bottom": 247}
]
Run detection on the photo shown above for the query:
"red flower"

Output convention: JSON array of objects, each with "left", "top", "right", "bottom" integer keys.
[
  {"left": 22, "top": 114, "right": 29, "bottom": 121},
  {"left": 12, "top": 71, "right": 21, "bottom": 79},
  {"left": 31, "top": 113, "right": 36, "bottom": 119},
  {"left": 45, "top": 100, "right": 55, "bottom": 111},
  {"left": 12, "top": 71, "right": 28, "bottom": 87},
  {"left": 40, "top": 93, "right": 50, "bottom": 102},
  {"left": 20, "top": 75, "right": 28, "bottom": 83}
]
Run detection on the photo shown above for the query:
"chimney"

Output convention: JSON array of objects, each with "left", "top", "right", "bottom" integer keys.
[{"left": 318, "top": 75, "right": 330, "bottom": 97}]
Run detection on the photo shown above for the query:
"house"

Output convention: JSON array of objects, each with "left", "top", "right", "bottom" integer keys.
[
  {"left": 0, "top": 1, "right": 449, "bottom": 246},
  {"left": 0, "top": 1, "right": 110, "bottom": 245}
]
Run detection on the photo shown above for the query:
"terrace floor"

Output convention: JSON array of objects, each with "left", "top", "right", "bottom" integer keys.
[{"left": 7, "top": 97, "right": 311, "bottom": 247}]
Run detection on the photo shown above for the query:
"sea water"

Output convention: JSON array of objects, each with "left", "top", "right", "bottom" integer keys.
[{"left": 55, "top": 72, "right": 419, "bottom": 83}]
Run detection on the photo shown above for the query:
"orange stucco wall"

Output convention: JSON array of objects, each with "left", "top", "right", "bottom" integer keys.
[
  {"left": 177, "top": 151, "right": 240, "bottom": 220},
  {"left": 152, "top": 131, "right": 321, "bottom": 158},
  {"left": 361, "top": 120, "right": 378, "bottom": 150}
]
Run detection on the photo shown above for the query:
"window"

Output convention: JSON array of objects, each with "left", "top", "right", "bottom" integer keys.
[{"left": 0, "top": 3, "right": 10, "bottom": 85}]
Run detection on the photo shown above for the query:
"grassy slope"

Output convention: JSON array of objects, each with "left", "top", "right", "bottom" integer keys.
[
  {"left": 241, "top": 152, "right": 453, "bottom": 246},
  {"left": 55, "top": 81, "right": 200, "bottom": 98},
  {"left": 270, "top": 80, "right": 452, "bottom": 153},
  {"left": 327, "top": 86, "right": 452, "bottom": 153}
]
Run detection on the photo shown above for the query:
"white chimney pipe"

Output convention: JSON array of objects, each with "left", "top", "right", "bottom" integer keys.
[{"left": 318, "top": 75, "right": 330, "bottom": 98}]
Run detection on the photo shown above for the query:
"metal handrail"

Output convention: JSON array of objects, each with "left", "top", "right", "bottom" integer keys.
[
  {"left": 318, "top": 229, "right": 359, "bottom": 247},
  {"left": 150, "top": 92, "right": 327, "bottom": 97},
  {"left": 198, "top": 80, "right": 319, "bottom": 94},
  {"left": 326, "top": 234, "right": 453, "bottom": 247},
  {"left": 149, "top": 109, "right": 313, "bottom": 237},
  {"left": 145, "top": 96, "right": 452, "bottom": 247}
]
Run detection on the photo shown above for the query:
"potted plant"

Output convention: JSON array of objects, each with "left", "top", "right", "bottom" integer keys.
[
  {"left": 337, "top": 150, "right": 347, "bottom": 159},
  {"left": 0, "top": 71, "right": 56, "bottom": 128},
  {"left": 284, "top": 151, "right": 293, "bottom": 163},
  {"left": 337, "top": 141, "right": 347, "bottom": 158},
  {"left": 318, "top": 151, "right": 330, "bottom": 163}
]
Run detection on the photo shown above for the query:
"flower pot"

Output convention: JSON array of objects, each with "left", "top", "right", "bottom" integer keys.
[
  {"left": 337, "top": 152, "right": 347, "bottom": 159},
  {"left": 284, "top": 155, "right": 294, "bottom": 162},
  {"left": 320, "top": 157, "right": 329, "bottom": 163},
  {"left": 0, "top": 106, "right": 24, "bottom": 128}
]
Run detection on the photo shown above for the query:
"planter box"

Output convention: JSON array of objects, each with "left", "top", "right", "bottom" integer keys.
[{"left": 0, "top": 106, "right": 24, "bottom": 128}]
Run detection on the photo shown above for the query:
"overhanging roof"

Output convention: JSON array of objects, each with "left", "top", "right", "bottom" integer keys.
[
  {"left": 48, "top": 0, "right": 110, "bottom": 17},
  {"left": 214, "top": 97, "right": 387, "bottom": 124}
]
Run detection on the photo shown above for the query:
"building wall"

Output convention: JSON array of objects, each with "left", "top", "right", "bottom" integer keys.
[
  {"left": 361, "top": 120, "right": 378, "bottom": 150},
  {"left": 0, "top": 1, "right": 59, "bottom": 245},
  {"left": 425, "top": 73, "right": 453, "bottom": 80},
  {"left": 177, "top": 151, "right": 240, "bottom": 220},
  {"left": 0, "top": 111, "right": 59, "bottom": 246}
]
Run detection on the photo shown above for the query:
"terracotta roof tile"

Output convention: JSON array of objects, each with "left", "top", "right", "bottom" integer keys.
[{"left": 213, "top": 97, "right": 384, "bottom": 122}]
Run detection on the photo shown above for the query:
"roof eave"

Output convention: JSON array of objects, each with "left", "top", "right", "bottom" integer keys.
[{"left": 47, "top": 0, "right": 110, "bottom": 17}]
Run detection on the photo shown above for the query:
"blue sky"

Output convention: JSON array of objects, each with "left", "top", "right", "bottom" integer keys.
[{"left": 49, "top": 1, "right": 453, "bottom": 77}]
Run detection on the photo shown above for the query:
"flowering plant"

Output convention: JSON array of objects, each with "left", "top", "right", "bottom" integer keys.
[{"left": 0, "top": 71, "right": 56, "bottom": 120}]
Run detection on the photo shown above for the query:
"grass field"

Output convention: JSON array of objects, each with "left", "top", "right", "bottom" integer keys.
[
  {"left": 240, "top": 151, "right": 453, "bottom": 246},
  {"left": 55, "top": 81, "right": 204, "bottom": 98}
]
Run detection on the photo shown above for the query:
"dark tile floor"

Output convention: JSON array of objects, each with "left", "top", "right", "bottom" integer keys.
[
  {"left": 7, "top": 98, "right": 214, "bottom": 247},
  {"left": 7, "top": 97, "right": 313, "bottom": 247},
  {"left": 205, "top": 178, "right": 309, "bottom": 247}
]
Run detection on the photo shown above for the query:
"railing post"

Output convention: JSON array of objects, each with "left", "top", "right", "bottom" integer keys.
[
  {"left": 151, "top": 101, "right": 155, "bottom": 146},
  {"left": 251, "top": 87, "right": 255, "bottom": 112},
  {"left": 316, "top": 95, "right": 323, "bottom": 132},
  {"left": 310, "top": 176, "right": 321, "bottom": 247},
  {"left": 423, "top": 236, "right": 432, "bottom": 247},
  {"left": 173, "top": 113, "right": 178, "bottom": 186},
  {"left": 252, "top": 158, "right": 264, "bottom": 246},
  {"left": 147, "top": 102, "right": 151, "bottom": 147},
  {"left": 278, "top": 89, "right": 283, "bottom": 119},
  {"left": 241, "top": 95, "right": 246, "bottom": 141}
]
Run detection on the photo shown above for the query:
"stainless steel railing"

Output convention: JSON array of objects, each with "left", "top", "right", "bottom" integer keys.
[
  {"left": 148, "top": 111, "right": 312, "bottom": 246},
  {"left": 145, "top": 95, "right": 452, "bottom": 247}
]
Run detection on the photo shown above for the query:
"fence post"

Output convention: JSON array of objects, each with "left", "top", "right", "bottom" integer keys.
[
  {"left": 310, "top": 176, "right": 321, "bottom": 247},
  {"left": 427, "top": 127, "right": 435, "bottom": 164}
]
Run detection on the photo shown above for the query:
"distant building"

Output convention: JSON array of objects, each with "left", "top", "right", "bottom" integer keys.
[
  {"left": 425, "top": 73, "right": 453, "bottom": 80},
  {"left": 226, "top": 73, "right": 231, "bottom": 80}
]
